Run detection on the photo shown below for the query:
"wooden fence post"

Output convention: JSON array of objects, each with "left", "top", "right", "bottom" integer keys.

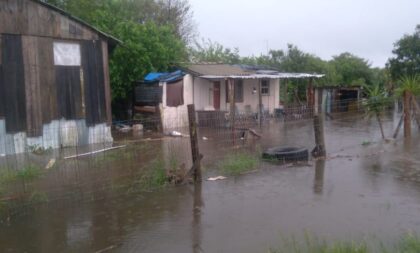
[
  {"left": 403, "top": 91, "right": 411, "bottom": 139},
  {"left": 312, "top": 114, "right": 326, "bottom": 158},
  {"left": 188, "top": 104, "right": 202, "bottom": 182},
  {"left": 258, "top": 79, "right": 263, "bottom": 128},
  {"left": 228, "top": 79, "right": 236, "bottom": 144}
]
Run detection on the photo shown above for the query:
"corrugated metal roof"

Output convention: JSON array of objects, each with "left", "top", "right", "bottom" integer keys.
[
  {"left": 183, "top": 64, "right": 252, "bottom": 77},
  {"left": 183, "top": 64, "right": 324, "bottom": 79}
]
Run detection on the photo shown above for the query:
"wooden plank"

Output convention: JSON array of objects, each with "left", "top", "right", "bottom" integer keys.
[
  {"left": 37, "top": 37, "right": 57, "bottom": 124},
  {"left": 1, "top": 34, "right": 27, "bottom": 133},
  {"left": 102, "top": 41, "right": 112, "bottom": 125},
  {"left": 1, "top": 0, "right": 102, "bottom": 41},
  {"left": 56, "top": 66, "right": 83, "bottom": 120},
  {"left": 82, "top": 40, "right": 107, "bottom": 126},
  {"left": 0, "top": 0, "right": 19, "bottom": 34},
  {"left": 0, "top": 65, "right": 4, "bottom": 119},
  {"left": 0, "top": 34, "right": 2, "bottom": 65},
  {"left": 22, "top": 36, "right": 43, "bottom": 137}
]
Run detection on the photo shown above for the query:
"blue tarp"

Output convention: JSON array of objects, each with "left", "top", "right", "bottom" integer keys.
[{"left": 144, "top": 70, "right": 184, "bottom": 83}]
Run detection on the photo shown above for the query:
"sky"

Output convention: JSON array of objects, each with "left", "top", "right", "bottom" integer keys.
[{"left": 188, "top": 0, "right": 420, "bottom": 67}]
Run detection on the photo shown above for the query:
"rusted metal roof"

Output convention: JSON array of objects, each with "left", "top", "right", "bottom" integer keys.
[
  {"left": 183, "top": 64, "right": 324, "bottom": 79},
  {"left": 183, "top": 64, "right": 252, "bottom": 77}
]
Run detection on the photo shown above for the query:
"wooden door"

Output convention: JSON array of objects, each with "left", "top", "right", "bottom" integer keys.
[{"left": 213, "top": 81, "right": 221, "bottom": 110}]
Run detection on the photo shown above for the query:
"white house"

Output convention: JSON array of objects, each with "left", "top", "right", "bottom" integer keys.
[{"left": 137, "top": 64, "right": 324, "bottom": 131}]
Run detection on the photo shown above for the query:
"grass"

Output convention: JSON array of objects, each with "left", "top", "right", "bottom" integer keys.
[
  {"left": 218, "top": 152, "right": 259, "bottom": 176},
  {"left": 0, "top": 164, "right": 42, "bottom": 185},
  {"left": 268, "top": 233, "right": 420, "bottom": 253},
  {"left": 136, "top": 159, "right": 168, "bottom": 191}
]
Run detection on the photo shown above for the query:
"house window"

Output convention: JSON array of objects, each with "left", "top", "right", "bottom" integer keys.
[
  {"left": 261, "top": 80, "right": 270, "bottom": 95},
  {"left": 226, "top": 79, "right": 244, "bottom": 103},
  {"left": 53, "top": 42, "right": 81, "bottom": 66}
]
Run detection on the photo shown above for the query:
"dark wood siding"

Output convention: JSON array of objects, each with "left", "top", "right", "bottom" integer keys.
[
  {"left": 0, "top": 0, "right": 99, "bottom": 41},
  {"left": 0, "top": 35, "right": 3, "bottom": 119},
  {"left": 82, "top": 40, "right": 106, "bottom": 126},
  {"left": 102, "top": 41, "right": 112, "bottom": 125},
  {"left": 56, "top": 66, "right": 83, "bottom": 120},
  {"left": 22, "top": 36, "right": 43, "bottom": 137},
  {"left": 1, "top": 34, "right": 27, "bottom": 133},
  {"left": 38, "top": 37, "right": 58, "bottom": 124},
  {"left": 0, "top": 65, "right": 4, "bottom": 119}
]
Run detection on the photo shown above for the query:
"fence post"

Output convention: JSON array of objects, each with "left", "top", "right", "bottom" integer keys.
[
  {"left": 403, "top": 91, "right": 411, "bottom": 139},
  {"left": 188, "top": 104, "right": 202, "bottom": 182},
  {"left": 228, "top": 79, "right": 236, "bottom": 144},
  {"left": 258, "top": 79, "right": 263, "bottom": 128},
  {"left": 312, "top": 114, "right": 326, "bottom": 158}
]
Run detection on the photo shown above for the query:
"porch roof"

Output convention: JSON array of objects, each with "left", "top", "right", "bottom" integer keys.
[
  {"left": 183, "top": 63, "right": 324, "bottom": 80},
  {"left": 199, "top": 73, "right": 325, "bottom": 80}
]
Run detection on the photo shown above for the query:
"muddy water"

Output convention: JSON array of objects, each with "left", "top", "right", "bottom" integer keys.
[{"left": 2, "top": 113, "right": 420, "bottom": 253}]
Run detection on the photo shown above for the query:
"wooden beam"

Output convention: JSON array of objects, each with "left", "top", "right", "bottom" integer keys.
[{"left": 258, "top": 79, "right": 263, "bottom": 127}]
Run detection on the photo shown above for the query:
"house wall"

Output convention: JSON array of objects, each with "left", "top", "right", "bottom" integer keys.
[
  {"left": 193, "top": 77, "right": 280, "bottom": 114},
  {"left": 161, "top": 75, "right": 194, "bottom": 131},
  {"left": 0, "top": 0, "right": 113, "bottom": 155}
]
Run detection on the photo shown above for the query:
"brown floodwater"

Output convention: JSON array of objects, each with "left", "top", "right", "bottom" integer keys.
[{"left": 1, "top": 112, "right": 420, "bottom": 253}]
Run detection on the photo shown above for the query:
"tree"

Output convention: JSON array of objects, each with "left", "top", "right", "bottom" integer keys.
[
  {"left": 395, "top": 75, "right": 420, "bottom": 138},
  {"left": 110, "top": 22, "right": 187, "bottom": 100},
  {"left": 388, "top": 25, "right": 420, "bottom": 80},
  {"left": 363, "top": 84, "right": 390, "bottom": 139},
  {"left": 329, "top": 52, "right": 373, "bottom": 86},
  {"left": 189, "top": 39, "right": 241, "bottom": 64}
]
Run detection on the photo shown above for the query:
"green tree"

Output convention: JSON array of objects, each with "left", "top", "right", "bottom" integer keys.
[
  {"left": 395, "top": 75, "right": 420, "bottom": 138},
  {"left": 189, "top": 39, "right": 241, "bottom": 64},
  {"left": 388, "top": 25, "right": 420, "bottom": 80},
  {"left": 329, "top": 52, "right": 373, "bottom": 86},
  {"left": 363, "top": 84, "right": 390, "bottom": 139},
  {"left": 110, "top": 22, "right": 186, "bottom": 100}
]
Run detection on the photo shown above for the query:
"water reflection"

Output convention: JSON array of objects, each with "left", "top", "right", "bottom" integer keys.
[
  {"left": 313, "top": 159, "right": 326, "bottom": 195},
  {"left": 192, "top": 183, "right": 203, "bottom": 253}
]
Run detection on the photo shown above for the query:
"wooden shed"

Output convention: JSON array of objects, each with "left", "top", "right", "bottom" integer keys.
[{"left": 0, "top": 0, "right": 119, "bottom": 155}]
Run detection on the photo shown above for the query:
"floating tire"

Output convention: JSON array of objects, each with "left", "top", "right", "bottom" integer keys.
[{"left": 262, "top": 146, "right": 309, "bottom": 162}]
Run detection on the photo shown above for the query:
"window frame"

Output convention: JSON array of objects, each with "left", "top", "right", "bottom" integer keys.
[
  {"left": 53, "top": 42, "right": 81, "bottom": 66},
  {"left": 261, "top": 79, "right": 270, "bottom": 96}
]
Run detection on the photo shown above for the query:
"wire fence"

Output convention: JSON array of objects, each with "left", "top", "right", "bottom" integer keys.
[{"left": 0, "top": 97, "right": 413, "bottom": 221}]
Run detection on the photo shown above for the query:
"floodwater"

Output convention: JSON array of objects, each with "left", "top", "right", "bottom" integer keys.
[{"left": 2, "top": 112, "right": 420, "bottom": 253}]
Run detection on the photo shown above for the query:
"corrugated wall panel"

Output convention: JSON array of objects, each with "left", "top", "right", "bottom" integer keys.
[
  {"left": 22, "top": 36, "right": 43, "bottom": 137},
  {"left": 1, "top": 34, "right": 27, "bottom": 133}
]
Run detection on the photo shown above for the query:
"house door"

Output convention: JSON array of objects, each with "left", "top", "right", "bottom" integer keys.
[{"left": 213, "top": 82, "right": 221, "bottom": 110}]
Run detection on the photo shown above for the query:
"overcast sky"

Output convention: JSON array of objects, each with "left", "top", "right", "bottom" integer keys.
[{"left": 189, "top": 0, "right": 420, "bottom": 67}]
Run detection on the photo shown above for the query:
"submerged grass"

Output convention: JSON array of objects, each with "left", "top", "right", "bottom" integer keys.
[
  {"left": 218, "top": 152, "right": 259, "bottom": 176},
  {"left": 0, "top": 165, "right": 42, "bottom": 185},
  {"left": 269, "top": 233, "right": 420, "bottom": 253},
  {"left": 136, "top": 159, "right": 168, "bottom": 191}
]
